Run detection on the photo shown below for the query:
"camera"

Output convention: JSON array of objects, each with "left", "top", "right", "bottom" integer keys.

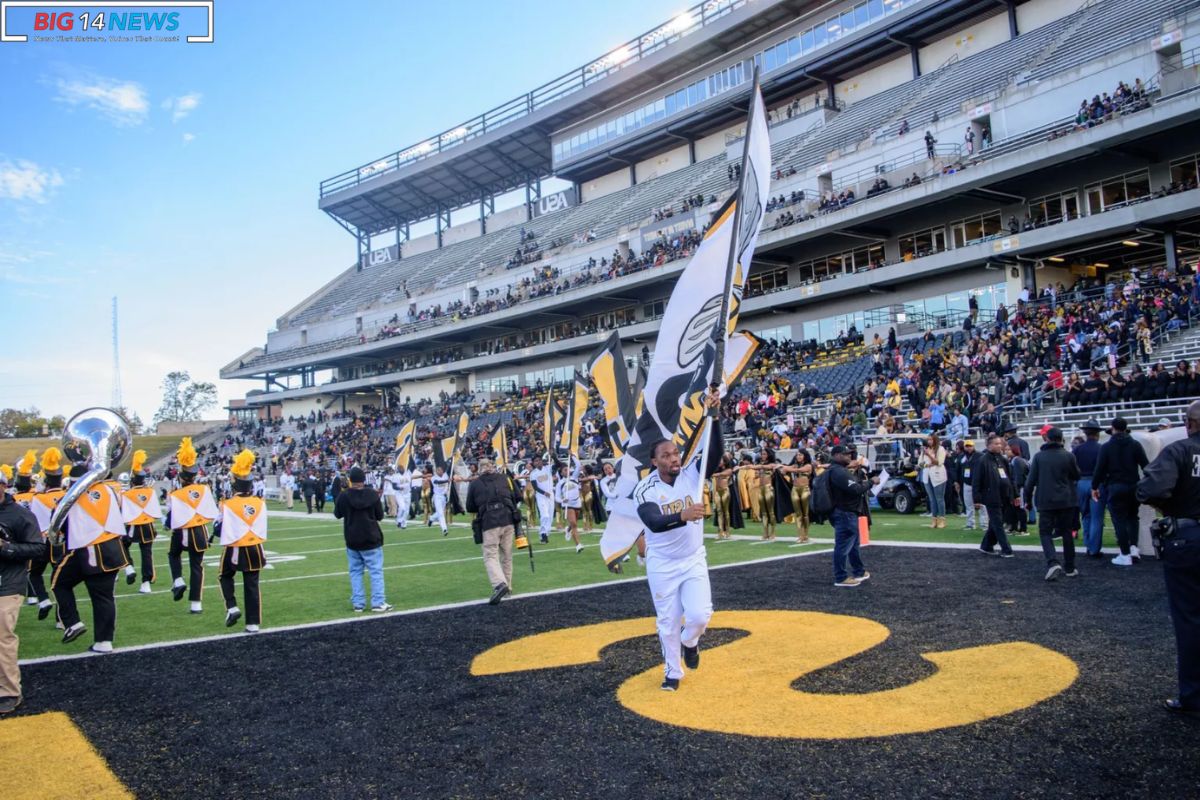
[{"left": 1150, "top": 517, "right": 1176, "bottom": 557}]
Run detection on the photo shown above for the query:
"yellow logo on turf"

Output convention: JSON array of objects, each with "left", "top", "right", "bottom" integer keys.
[{"left": 471, "top": 610, "right": 1077, "bottom": 739}]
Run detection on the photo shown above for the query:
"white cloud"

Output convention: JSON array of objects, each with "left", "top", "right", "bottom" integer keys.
[
  {"left": 0, "top": 159, "right": 63, "bottom": 203},
  {"left": 163, "top": 92, "right": 202, "bottom": 123},
  {"left": 181, "top": 132, "right": 196, "bottom": 144},
  {"left": 55, "top": 75, "right": 149, "bottom": 126}
]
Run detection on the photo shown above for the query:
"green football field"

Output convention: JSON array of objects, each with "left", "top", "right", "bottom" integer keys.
[{"left": 14, "top": 506, "right": 1122, "bottom": 660}]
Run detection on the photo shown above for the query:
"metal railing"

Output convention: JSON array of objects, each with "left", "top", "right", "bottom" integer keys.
[{"left": 319, "top": 0, "right": 933, "bottom": 198}]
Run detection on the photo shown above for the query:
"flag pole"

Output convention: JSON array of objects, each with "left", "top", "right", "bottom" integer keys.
[{"left": 711, "top": 65, "right": 760, "bottom": 397}]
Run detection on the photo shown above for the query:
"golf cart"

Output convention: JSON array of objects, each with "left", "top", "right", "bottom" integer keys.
[{"left": 854, "top": 433, "right": 930, "bottom": 515}]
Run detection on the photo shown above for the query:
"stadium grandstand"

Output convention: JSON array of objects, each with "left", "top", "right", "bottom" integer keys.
[{"left": 219, "top": 0, "right": 1200, "bottom": 471}]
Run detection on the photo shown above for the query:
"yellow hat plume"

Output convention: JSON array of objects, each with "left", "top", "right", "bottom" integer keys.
[
  {"left": 0, "top": 465, "right": 12, "bottom": 483},
  {"left": 17, "top": 449, "right": 37, "bottom": 477},
  {"left": 231, "top": 449, "right": 256, "bottom": 479},
  {"left": 177, "top": 437, "right": 197, "bottom": 469},
  {"left": 131, "top": 449, "right": 148, "bottom": 474},
  {"left": 40, "top": 447, "right": 63, "bottom": 474}
]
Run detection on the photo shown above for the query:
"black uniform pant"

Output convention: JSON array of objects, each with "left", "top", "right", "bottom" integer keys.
[
  {"left": 1107, "top": 483, "right": 1140, "bottom": 555},
  {"left": 219, "top": 567, "right": 261, "bottom": 625},
  {"left": 1003, "top": 501, "right": 1027, "bottom": 532},
  {"left": 1162, "top": 525, "right": 1200, "bottom": 710},
  {"left": 52, "top": 556, "right": 116, "bottom": 643},
  {"left": 945, "top": 482, "right": 961, "bottom": 514},
  {"left": 315, "top": 493, "right": 325, "bottom": 512},
  {"left": 168, "top": 530, "right": 207, "bottom": 603},
  {"left": 980, "top": 503, "right": 1013, "bottom": 555},
  {"left": 304, "top": 493, "right": 314, "bottom": 514},
  {"left": 27, "top": 552, "right": 51, "bottom": 603},
  {"left": 1038, "top": 507, "right": 1077, "bottom": 571}
]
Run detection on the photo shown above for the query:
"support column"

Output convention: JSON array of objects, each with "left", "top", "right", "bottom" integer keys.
[
  {"left": 356, "top": 231, "right": 366, "bottom": 271},
  {"left": 629, "top": 163, "right": 637, "bottom": 186},
  {"left": 825, "top": 79, "right": 836, "bottom": 109},
  {"left": 1007, "top": 0, "right": 1019, "bottom": 38},
  {"left": 910, "top": 44, "right": 921, "bottom": 79},
  {"left": 1164, "top": 228, "right": 1180, "bottom": 274},
  {"left": 688, "top": 139, "right": 696, "bottom": 165}
]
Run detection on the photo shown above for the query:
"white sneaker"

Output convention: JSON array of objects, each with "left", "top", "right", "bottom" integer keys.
[
  {"left": 25, "top": 596, "right": 38, "bottom": 606},
  {"left": 637, "top": 555, "right": 645, "bottom": 566},
  {"left": 139, "top": 582, "right": 152, "bottom": 594},
  {"left": 1130, "top": 545, "right": 1141, "bottom": 561},
  {"left": 1111, "top": 554, "right": 1133, "bottom": 566},
  {"left": 124, "top": 565, "right": 135, "bottom": 576},
  {"left": 564, "top": 531, "right": 571, "bottom": 541},
  {"left": 89, "top": 641, "right": 113, "bottom": 653},
  {"left": 371, "top": 603, "right": 394, "bottom": 612},
  {"left": 575, "top": 543, "right": 584, "bottom": 553},
  {"left": 189, "top": 602, "right": 203, "bottom": 613},
  {"left": 245, "top": 624, "right": 260, "bottom": 633}
]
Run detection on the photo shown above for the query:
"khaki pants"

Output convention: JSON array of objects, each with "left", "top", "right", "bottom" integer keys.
[
  {"left": 384, "top": 494, "right": 397, "bottom": 517},
  {"left": 0, "top": 594, "right": 22, "bottom": 699},
  {"left": 482, "top": 525, "right": 514, "bottom": 591},
  {"left": 284, "top": 489, "right": 294, "bottom": 509}
]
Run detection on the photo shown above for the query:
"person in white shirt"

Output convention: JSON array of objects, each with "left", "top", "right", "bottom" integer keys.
[
  {"left": 391, "top": 468, "right": 412, "bottom": 528},
  {"left": 381, "top": 468, "right": 398, "bottom": 518},
  {"left": 634, "top": 390, "right": 721, "bottom": 691},
  {"left": 527, "top": 455, "right": 555, "bottom": 544},
  {"left": 556, "top": 463, "right": 583, "bottom": 553},
  {"left": 279, "top": 471, "right": 296, "bottom": 510},
  {"left": 430, "top": 465, "right": 451, "bottom": 535}
]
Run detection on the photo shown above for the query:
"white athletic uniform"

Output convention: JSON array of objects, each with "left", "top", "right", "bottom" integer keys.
[
  {"left": 599, "top": 473, "right": 619, "bottom": 512},
  {"left": 634, "top": 459, "right": 714, "bottom": 682},
  {"left": 431, "top": 472, "right": 451, "bottom": 532},
  {"left": 392, "top": 470, "right": 412, "bottom": 527},
  {"left": 528, "top": 465, "right": 555, "bottom": 539}
]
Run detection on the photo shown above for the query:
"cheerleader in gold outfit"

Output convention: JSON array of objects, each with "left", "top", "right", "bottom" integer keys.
[{"left": 780, "top": 449, "right": 815, "bottom": 544}]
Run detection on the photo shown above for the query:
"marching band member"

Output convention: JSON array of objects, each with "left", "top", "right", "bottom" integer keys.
[
  {"left": 420, "top": 469, "right": 433, "bottom": 526},
  {"left": 217, "top": 450, "right": 266, "bottom": 632},
  {"left": 26, "top": 448, "right": 67, "bottom": 621},
  {"left": 52, "top": 462, "right": 130, "bottom": 651},
  {"left": 166, "top": 438, "right": 219, "bottom": 614},
  {"left": 527, "top": 455, "right": 555, "bottom": 544},
  {"left": 430, "top": 464, "right": 451, "bottom": 535},
  {"left": 392, "top": 465, "right": 412, "bottom": 529},
  {"left": 555, "top": 463, "right": 583, "bottom": 553},
  {"left": 120, "top": 450, "right": 162, "bottom": 594}
]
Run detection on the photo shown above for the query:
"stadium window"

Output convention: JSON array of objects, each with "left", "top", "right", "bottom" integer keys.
[
  {"left": 899, "top": 225, "right": 947, "bottom": 259},
  {"left": 788, "top": 36, "right": 800, "bottom": 59},
  {"left": 801, "top": 29, "right": 814, "bottom": 52},
  {"left": 813, "top": 22, "right": 828, "bottom": 47},
  {"left": 655, "top": 98, "right": 666, "bottom": 120},
  {"left": 643, "top": 299, "right": 666, "bottom": 320},
  {"left": 841, "top": 10, "right": 855, "bottom": 33},
  {"left": 869, "top": 0, "right": 884, "bottom": 20},
  {"left": 1085, "top": 170, "right": 1151, "bottom": 214},
  {"left": 747, "top": 267, "right": 788, "bottom": 297},
  {"left": 1170, "top": 153, "right": 1199, "bottom": 185},
  {"left": 855, "top": 3, "right": 869, "bottom": 28},
  {"left": 754, "top": 325, "right": 791, "bottom": 343},
  {"left": 764, "top": 47, "right": 776, "bottom": 72},
  {"left": 950, "top": 211, "right": 1002, "bottom": 248},
  {"left": 1028, "top": 191, "right": 1079, "bottom": 226}
]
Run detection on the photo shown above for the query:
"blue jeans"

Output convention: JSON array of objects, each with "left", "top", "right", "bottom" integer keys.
[
  {"left": 831, "top": 509, "right": 866, "bottom": 582},
  {"left": 1076, "top": 478, "right": 1106, "bottom": 554},
  {"left": 347, "top": 546, "right": 386, "bottom": 608},
  {"left": 927, "top": 481, "right": 946, "bottom": 517}
]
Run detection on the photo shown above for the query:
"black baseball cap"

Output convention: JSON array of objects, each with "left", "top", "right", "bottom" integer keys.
[
  {"left": 830, "top": 445, "right": 848, "bottom": 456},
  {"left": 348, "top": 466, "right": 366, "bottom": 483}
]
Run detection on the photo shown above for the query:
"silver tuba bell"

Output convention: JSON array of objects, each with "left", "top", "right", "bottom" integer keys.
[{"left": 47, "top": 408, "right": 133, "bottom": 546}]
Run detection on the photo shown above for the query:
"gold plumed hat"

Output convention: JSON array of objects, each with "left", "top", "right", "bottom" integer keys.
[
  {"left": 40, "top": 447, "right": 64, "bottom": 476},
  {"left": 177, "top": 438, "right": 197, "bottom": 470},
  {"left": 17, "top": 449, "right": 37, "bottom": 477},
  {"left": 230, "top": 449, "right": 255, "bottom": 479}
]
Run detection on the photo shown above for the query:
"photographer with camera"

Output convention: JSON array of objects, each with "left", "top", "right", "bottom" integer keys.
[
  {"left": 0, "top": 466, "right": 48, "bottom": 713},
  {"left": 1137, "top": 399, "right": 1200, "bottom": 717},
  {"left": 467, "top": 459, "right": 524, "bottom": 605}
]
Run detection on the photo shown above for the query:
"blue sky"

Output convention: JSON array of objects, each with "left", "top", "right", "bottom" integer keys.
[{"left": 0, "top": 0, "right": 685, "bottom": 424}]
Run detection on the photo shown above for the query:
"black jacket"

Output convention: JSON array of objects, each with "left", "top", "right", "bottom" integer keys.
[
  {"left": 466, "top": 472, "right": 522, "bottom": 531},
  {"left": 334, "top": 487, "right": 384, "bottom": 550},
  {"left": 0, "top": 494, "right": 44, "bottom": 597},
  {"left": 1023, "top": 442, "right": 1080, "bottom": 511},
  {"left": 1093, "top": 433, "right": 1148, "bottom": 488},
  {"left": 1137, "top": 432, "right": 1200, "bottom": 518},
  {"left": 972, "top": 451, "right": 1014, "bottom": 506},
  {"left": 828, "top": 462, "right": 870, "bottom": 513}
]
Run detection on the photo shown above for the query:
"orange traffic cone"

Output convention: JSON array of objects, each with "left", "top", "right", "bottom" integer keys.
[{"left": 858, "top": 516, "right": 871, "bottom": 546}]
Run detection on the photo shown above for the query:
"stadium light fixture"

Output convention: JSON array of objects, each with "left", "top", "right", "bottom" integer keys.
[
  {"left": 610, "top": 45, "right": 633, "bottom": 65},
  {"left": 1094, "top": 262, "right": 1109, "bottom": 268},
  {"left": 442, "top": 126, "right": 469, "bottom": 142},
  {"left": 1048, "top": 256, "right": 1064, "bottom": 262},
  {"left": 1121, "top": 240, "right": 1140, "bottom": 247}
]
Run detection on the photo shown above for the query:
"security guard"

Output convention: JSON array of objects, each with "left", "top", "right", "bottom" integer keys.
[{"left": 1136, "top": 399, "right": 1200, "bottom": 716}]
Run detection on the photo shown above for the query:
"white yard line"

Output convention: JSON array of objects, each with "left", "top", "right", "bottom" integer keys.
[{"left": 19, "top": 547, "right": 836, "bottom": 666}]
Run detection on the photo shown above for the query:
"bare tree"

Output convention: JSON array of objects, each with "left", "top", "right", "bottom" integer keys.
[{"left": 153, "top": 371, "right": 217, "bottom": 426}]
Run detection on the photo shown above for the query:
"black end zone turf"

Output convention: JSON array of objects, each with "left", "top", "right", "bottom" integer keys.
[{"left": 17, "top": 547, "right": 1200, "bottom": 799}]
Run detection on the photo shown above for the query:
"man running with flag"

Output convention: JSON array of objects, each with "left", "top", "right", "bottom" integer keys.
[{"left": 599, "top": 68, "right": 770, "bottom": 690}]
